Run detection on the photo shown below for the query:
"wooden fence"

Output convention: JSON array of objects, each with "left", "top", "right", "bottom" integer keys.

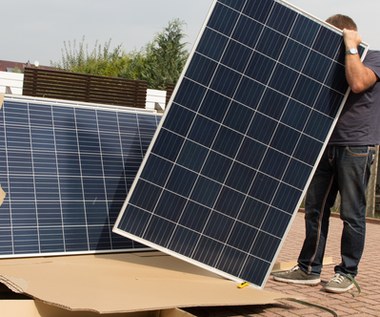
[{"left": 22, "top": 67, "right": 148, "bottom": 108}]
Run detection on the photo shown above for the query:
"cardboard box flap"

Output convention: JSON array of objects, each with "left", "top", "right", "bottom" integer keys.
[{"left": 0, "top": 252, "right": 286, "bottom": 314}]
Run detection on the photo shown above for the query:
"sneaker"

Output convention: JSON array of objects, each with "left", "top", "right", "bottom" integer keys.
[
  {"left": 323, "top": 273, "right": 354, "bottom": 293},
  {"left": 272, "top": 266, "right": 321, "bottom": 285}
]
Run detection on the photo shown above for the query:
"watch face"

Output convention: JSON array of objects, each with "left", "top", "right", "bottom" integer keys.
[{"left": 347, "top": 48, "right": 358, "bottom": 55}]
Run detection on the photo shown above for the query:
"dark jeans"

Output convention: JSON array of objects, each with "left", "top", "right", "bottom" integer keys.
[{"left": 298, "top": 145, "right": 375, "bottom": 277}]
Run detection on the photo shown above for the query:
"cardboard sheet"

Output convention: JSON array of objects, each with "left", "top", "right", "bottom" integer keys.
[
  {"left": 272, "top": 257, "right": 334, "bottom": 272},
  {"left": 0, "top": 185, "right": 5, "bottom": 206},
  {"left": 0, "top": 252, "right": 286, "bottom": 314},
  {"left": 0, "top": 300, "right": 195, "bottom": 317}
]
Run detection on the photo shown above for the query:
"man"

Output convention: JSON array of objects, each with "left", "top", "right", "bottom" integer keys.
[{"left": 272, "top": 14, "right": 380, "bottom": 293}]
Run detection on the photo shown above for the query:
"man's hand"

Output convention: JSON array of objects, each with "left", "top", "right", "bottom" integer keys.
[
  {"left": 343, "top": 28, "right": 362, "bottom": 49},
  {"left": 342, "top": 29, "right": 377, "bottom": 93}
]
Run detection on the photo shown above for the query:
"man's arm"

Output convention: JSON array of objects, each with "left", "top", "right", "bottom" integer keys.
[{"left": 343, "top": 29, "right": 378, "bottom": 93}]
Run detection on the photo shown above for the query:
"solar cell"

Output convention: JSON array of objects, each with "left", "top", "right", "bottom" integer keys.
[
  {"left": 0, "top": 96, "right": 160, "bottom": 258},
  {"left": 114, "top": 0, "right": 367, "bottom": 288}
]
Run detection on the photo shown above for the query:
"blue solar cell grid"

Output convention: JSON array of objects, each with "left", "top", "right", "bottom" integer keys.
[
  {"left": 0, "top": 97, "right": 160, "bottom": 257},
  {"left": 114, "top": 0, "right": 367, "bottom": 288}
]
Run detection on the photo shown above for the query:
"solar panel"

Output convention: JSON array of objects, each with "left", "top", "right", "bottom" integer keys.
[
  {"left": 114, "top": 0, "right": 367, "bottom": 288},
  {"left": 0, "top": 96, "right": 160, "bottom": 258}
]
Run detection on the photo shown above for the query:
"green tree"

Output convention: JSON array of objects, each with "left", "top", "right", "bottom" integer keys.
[
  {"left": 54, "top": 19, "right": 188, "bottom": 89},
  {"left": 54, "top": 37, "right": 129, "bottom": 77},
  {"left": 135, "top": 19, "right": 189, "bottom": 89}
]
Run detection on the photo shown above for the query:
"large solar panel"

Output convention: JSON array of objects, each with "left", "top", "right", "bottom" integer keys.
[
  {"left": 114, "top": 0, "right": 367, "bottom": 288},
  {"left": 0, "top": 96, "right": 160, "bottom": 258}
]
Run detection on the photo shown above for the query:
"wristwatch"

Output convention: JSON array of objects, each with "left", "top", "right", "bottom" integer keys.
[{"left": 345, "top": 48, "right": 358, "bottom": 55}]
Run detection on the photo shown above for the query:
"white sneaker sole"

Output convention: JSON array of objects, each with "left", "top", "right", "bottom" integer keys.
[
  {"left": 323, "top": 283, "right": 354, "bottom": 293},
  {"left": 273, "top": 275, "right": 321, "bottom": 285}
]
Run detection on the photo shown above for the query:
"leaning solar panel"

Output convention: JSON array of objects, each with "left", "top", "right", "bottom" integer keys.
[
  {"left": 114, "top": 0, "right": 367, "bottom": 288},
  {"left": 0, "top": 96, "right": 160, "bottom": 257}
]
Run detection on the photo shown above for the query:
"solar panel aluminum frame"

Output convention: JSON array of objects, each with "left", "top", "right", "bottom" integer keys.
[
  {"left": 0, "top": 95, "right": 161, "bottom": 258},
  {"left": 114, "top": 0, "right": 368, "bottom": 288}
]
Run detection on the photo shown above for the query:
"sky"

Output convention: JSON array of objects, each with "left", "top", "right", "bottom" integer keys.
[{"left": 1, "top": 0, "right": 379, "bottom": 66}]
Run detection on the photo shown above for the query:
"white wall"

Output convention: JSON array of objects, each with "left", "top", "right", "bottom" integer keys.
[
  {"left": 0, "top": 71, "right": 24, "bottom": 95},
  {"left": 145, "top": 88, "right": 167, "bottom": 112}
]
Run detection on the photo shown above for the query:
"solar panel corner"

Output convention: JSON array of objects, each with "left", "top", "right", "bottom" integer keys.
[{"left": 114, "top": 0, "right": 367, "bottom": 288}]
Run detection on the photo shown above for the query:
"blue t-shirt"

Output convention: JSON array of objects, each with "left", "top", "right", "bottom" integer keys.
[{"left": 329, "top": 50, "right": 380, "bottom": 145}]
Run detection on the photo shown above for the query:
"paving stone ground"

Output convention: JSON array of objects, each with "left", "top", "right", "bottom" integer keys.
[{"left": 187, "top": 211, "right": 380, "bottom": 316}]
